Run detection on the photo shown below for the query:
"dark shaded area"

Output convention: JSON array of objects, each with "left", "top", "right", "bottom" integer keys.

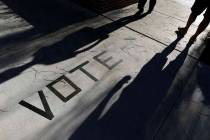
[
  {"left": 0, "top": 29, "right": 40, "bottom": 46},
  {"left": 1, "top": 0, "right": 94, "bottom": 31},
  {"left": 199, "top": 35, "right": 210, "bottom": 65},
  {"left": 69, "top": 37, "right": 193, "bottom": 140},
  {"left": 198, "top": 36, "right": 210, "bottom": 105},
  {"left": 197, "top": 63, "right": 210, "bottom": 106},
  {"left": 72, "top": 0, "right": 137, "bottom": 13},
  {"left": 0, "top": 0, "right": 97, "bottom": 45},
  {"left": 137, "top": 0, "right": 156, "bottom": 13},
  {"left": 0, "top": 13, "right": 148, "bottom": 84}
]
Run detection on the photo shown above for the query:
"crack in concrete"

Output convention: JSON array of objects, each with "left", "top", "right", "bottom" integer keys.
[{"left": 30, "top": 67, "right": 38, "bottom": 79}]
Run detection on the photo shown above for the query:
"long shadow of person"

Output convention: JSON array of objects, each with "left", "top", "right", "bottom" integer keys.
[
  {"left": 68, "top": 36, "right": 193, "bottom": 140},
  {"left": 0, "top": 13, "right": 149, "bottom": 84}
]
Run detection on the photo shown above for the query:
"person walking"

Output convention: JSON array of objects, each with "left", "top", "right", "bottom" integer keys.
[
  {"left": 176, "top": 0, "right": 210, "bottom": 43},
  {"left": 136, "top": 0, "right": 157, "bottom": 15}
]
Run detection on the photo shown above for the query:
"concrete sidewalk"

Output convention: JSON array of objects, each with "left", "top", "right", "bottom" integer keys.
[{"left": 0, "top": 0, "right": 210, "bottom": 140}]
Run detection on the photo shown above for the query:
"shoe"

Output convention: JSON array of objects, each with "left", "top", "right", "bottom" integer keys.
[
  {"left": 147, "top": 10, "right": 153, "bottom": 14},
  {"left": 134, "top": 11, "right": 143, "bottom": 17},
  {"left": 175, "top": 27, "right": 187, "bottom": 37},
  {"left": 135, "top": 7, "right": 144, "bottom": 16}
]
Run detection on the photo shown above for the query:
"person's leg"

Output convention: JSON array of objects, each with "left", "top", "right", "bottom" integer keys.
[
  {"left": 177, "top": 13, "right": 197, "bottom": 36},
  {"left": 148, "top": 0, "right": 157, "bottom": 13},
  {"left": 138, "top": 0, "right": 147, "bottom": 12},
  {"left": 176, "top": 0, "right": 205, "bottom": 37},
  {"left": 189, "top": 17, "right": 210, "bottom": 43}
]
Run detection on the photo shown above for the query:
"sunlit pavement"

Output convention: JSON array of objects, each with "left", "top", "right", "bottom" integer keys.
[{"left": 0, "top": 0, "right": 210, "bottom": 140}]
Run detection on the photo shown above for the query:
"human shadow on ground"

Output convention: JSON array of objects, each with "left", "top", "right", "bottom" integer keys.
[
  {"left": 0, "top": 13, "right": 149, "bottom": 84},
  {"left": 68, "top": 36, "right": 193, "bottom": 140},
  {"left": 0, "top": 0, "right": 96, "bottom": 45}
]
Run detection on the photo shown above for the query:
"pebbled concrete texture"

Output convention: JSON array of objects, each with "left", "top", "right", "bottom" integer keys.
[{"left": 0, "top": 0, "right": 209, "bottom": 140}]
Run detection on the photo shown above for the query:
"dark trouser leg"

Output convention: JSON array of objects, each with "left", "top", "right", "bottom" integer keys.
[
  {"left": 148, "top": 0, "right": 157, "bottom": 13},
  {"left": 184, "top": 13, "right": 198, "bottom": 31},
  {"left": 190, "top": 17, "right": 210, "bottom": 42},
  {"left": 138, "top": 0, "right": 147, "bottom": 10}
]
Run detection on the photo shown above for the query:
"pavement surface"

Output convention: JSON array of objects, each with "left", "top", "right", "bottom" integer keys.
[{"left": 0, "top": 0, "right": 210, "bottom": 140}]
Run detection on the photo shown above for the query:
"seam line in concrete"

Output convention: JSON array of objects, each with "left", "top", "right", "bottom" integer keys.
[
  {"left": 101, "top": 14, "right": 199, "bottom": 61},
  {"left": 153, "top": 10, "right": 199, "bottom": 29}
]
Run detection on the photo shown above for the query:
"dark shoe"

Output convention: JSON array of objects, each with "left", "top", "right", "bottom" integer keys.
[
  {"left": 175, "top": 27, "right": 187, "bottom": 37},
  {"left": 134, "top": 9, "right": 144, "bottom": 17},
  {"left": 147, "top": 10, "right": 153, "bottom": 14},
  {"left": 134, "top": 11, "right": 142, "bottom": 16},
  {"left": 147, "top": 8, "right": 154, "bottom": 14}
]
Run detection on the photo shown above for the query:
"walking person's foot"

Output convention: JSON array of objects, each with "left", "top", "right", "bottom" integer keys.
[
  {"left": 147, "top": 8, "right": 155, "bottom": 14},
  {"left": 175, "top": 27, "right": 187, "bottom": 37},
  {"left": 147, "top": 10, "right": 153, "bottom": 14},
  {"left": 134, "top": 7, "right": 144, "bottom": 16}
]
